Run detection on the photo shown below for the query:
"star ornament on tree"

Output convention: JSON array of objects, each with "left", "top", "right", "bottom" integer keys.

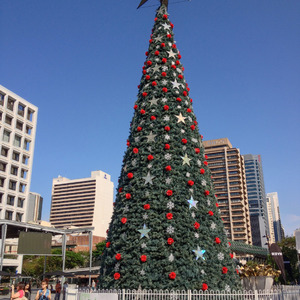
[
  {"left": 192, "top": 246, "right": 206, "bottom": 261},
  {"left": 181, "top": 153, "right": 191, "bottom": 166},
  {"left": 143, "top": 172, "right": 155, "bottom": 185},
  {"left": 187, "top": 196, "right": 198, "bottom": 209},
  {"left": 138, "top": 224, "right": 151, "bottom": 239}
]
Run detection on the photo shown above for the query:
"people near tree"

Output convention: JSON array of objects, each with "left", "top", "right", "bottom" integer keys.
[
  {"left": 55, "top": 281, "right": 61, "bottom": 300},
  {"left": 62, "top": 281, "right": 68, "bottom": 300},
  {"left": 25, "top": 283, "right": 31, "bottom": 300},
  {"left": 35, "top": 280, "right": 51, "bottom": 300},
  {"left": 91, "top": 280, "right": 96, "bottom": 291},
  {"left": 11, "top": 282, "right": 25, "bottom": 300}
]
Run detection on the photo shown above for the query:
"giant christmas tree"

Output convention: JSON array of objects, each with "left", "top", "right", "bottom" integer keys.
[{"left": 99, "top": 2, "right": 241, "bottom": 291}]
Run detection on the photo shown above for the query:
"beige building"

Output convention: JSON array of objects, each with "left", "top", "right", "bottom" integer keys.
[
  {"left": 203, "top": 138, "right": 252, "bottom": 244},
  {"left": 50, "top": 170, "right": 114, "bottom": 237},
  {"left": 266, "top": 197, "right": 276, "bottom": 244}
]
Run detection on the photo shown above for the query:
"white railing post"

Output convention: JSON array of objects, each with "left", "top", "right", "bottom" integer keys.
[
  {"left": 254, "top": 290, "right": 259, "bottom": 300},
  {"left": 122, "top": 289, "right": 125, "bottom": 300},
  {"left": 187, "top": 289, "right": 191, "bottom": 300}
]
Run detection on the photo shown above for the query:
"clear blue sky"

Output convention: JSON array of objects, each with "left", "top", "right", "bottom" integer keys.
[{"left": 1, "top": 0, "right": 299, "bottom": 235}]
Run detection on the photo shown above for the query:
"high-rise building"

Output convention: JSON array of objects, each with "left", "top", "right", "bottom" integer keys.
[
  {"left": 0, "top": 85, "right": 38, "bottom": 222},
  {"left": 26, "top": 192, "right": 43, "bottom": 222},
  {"left": 50, "top": 170, "right": 114, "bottom": 237},
  {"left": 243, "top": 154, "right": 268, "bottom": 248},
  {"left": 203, "top": 138, "right": 252, "bottom": 244},
  {"left": 266, "top": 192, "right": 284, "bottom": 243},
  {"left": 266, "top": 197, "right": 275, "bottom": 244}
]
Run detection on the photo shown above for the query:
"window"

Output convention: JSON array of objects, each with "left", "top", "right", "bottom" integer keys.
[
  {"left": 7, "top": 195, "right": 15, "bottom": 206},
  {"left": 7, "top": 97, "right": 15, "bottom": 111},
  {"left": 0, "top": 111, "right": 2, "bottom": 121},
  {"left": 14, "top": 135, "right": 22, "bottom": 147},
  {"left": 19, "top": 183, "right": 26, "bottom": 193},
  {"left": 12, "top": 151, "right": 20, "bottom": 161},
  {"left": 5, "top": 115, "right": 13, "bottom": 125},
  {"left": 0, "top": 177, "right": 5, "bottom": 187},
  {"left": 3, "top": 130, "right": 11, "bottom": 143},
  {"left": 21, "top": 169, "right": 28, "bottom": 179},
  {"left": 0, "top": 92, "right": 5, "bottom": 105},
  {"left": 5, "top": 210, "right": 13, "bottom": 220},
  {"left": 27, "top": 109, "right": 34, "bottom": 121},
  {"left": 26, "top": 125, "right": 32, "bottom": 135},
  {"left": 16, "top": 120, "right": 23, "bottom": 131},
  {"left": 11, "top": 166, "right": 18, "bottom": 176},
  {"left": 0, "top": 161, "right": 7, "bottom": 172},
  {"left": 9, "top": 180, "right": 17, "bottom": 190},
  {"left": 0, "top": 193, "right": 3, "bottom": 203},
  {"left": 22, "top": 155, "right": 29, "bottom": 165},
  {"left": 18, "top": 198, "right": 24, "bottom": 208},
  {"left": 16, "top": 213, "right": 23, "bottom": 222},
  {"left": 18, "top": 104, "right": 25, "bottom": 116},
  {"left": 24, "top": 139, "right": 30, "bottom": 151},
  {"left": 1, "top": 147, "right": 9, "bottom": 157}
]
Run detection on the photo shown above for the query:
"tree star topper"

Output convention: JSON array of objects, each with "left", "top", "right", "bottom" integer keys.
[{"left": 137, "top": 0, "right": 169, "bottom": 9}]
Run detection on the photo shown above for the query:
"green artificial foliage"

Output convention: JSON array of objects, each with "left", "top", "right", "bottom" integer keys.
[{"left": 99, "top": 4, "right": 241, "bottom": 291}]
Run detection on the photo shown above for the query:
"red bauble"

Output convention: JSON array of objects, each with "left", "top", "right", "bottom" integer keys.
[
  {"left": 178, "top": 54, "right": 182, "bottom": 59},
  {"left": 204, "top": 190, "right": 210, "bottom": 196},
  {"left": 121, "top": 218, "right": 127, "bottom": 224},
  {"left": 176, "top": 97, "right": 182, "bottom": 102},
  {"left": 149, "top": 39, "right": 153, "bottom": 43},
  {"left": 163, "top": 14, "right": 168, "bottom": 19},
  {"left": 190, "top": 125, "right": 195, "bottom": 130},
  {"left": 146, "top": 60, "right": 152, "bottom": 66},
  {"left": 169, "top": 272, "right": 176, "bottom": 280},
  {"left": 215, "top": 237, "right": 221, "bottom": 244},
  {"left": 152, "top": 81, "right": 157, "bottom": 86},
  {"left": 216, "top": 203, "right": 219, "bottom": 207},
  {"left": 167, "top": 34, "right": 172, "bottom": 38},
  {"left": 118, "top": 187, "right": 123, "bottom": 193},
  {"left": 106, "top": 242, "right": 111, "bottom": 248},
  {"left": 166, "top": 213, "right": 173, "bottom": 220},
  {"left": 228, "top": 242, "right": 231, "bottom": 246},
  {"left": 134, "top": 104, "right": 138, "bottom": 110},
  {"left": 183, "top": 91, "right": 187, "bottom": 96},
  {"left": 194, "top": 222, "right": 200, "bottom": 229},
  {"left": 140, "top": 255, "right": 147, "bottom": 262},
  {"left": 172, "top": 44, "right": 177, "bottom": 48},
  {"left": 161, "top": 72, "right": 167, "bottom": 77},
  {"left": 164, "top": 126, "right": 170, "bottom": 131},
  {"left": 171, "top": 65, "right": 176, "bottom": 69},
  {"left": 142, "top": 92, "right": 148, "bottom": 97},
  {"left": 194, "top": 120, "right": 197, "bottom": 125},
  {"left": 230, "top": 253, "right": 234, "bottom": 259},
  {"left": 162, "top": 58, "right": 167, "bottom": 64},
  {"left": 200, "top": 168, "right": 205, "bottom": 174},
  {"left": 161, "top": 42, "right": 165, "bottom": 48},
  {"left": 144, "top": 204, "right": 150, "bottom": 210},
  {"left": 204, "top": 161, "right": 208, "bottom": 166},
  {"left": 195, "top": 148, "right": 200, "bottom": 154},
  {"left": 205, "top": 154, "right": 208, "bottom": 159},
  {"left": 165, "top": 144, "right": 170, "bottom": 150},
  {"left": 202, "top": 283, "right": 208, "bottom": 291},
  {"left": 222, "top": 267, "right": 228, "bottom": 274},
  {"left": 145, "top": 51, "right": 148, "bottom": 56},
  {"left": 147, "top": 155, "right": 154, "bottom": 161},
  {"left": 162, "top": 87, "right": 168, "bottom": 93},
  {"left": 137, "top": 126, "right": 142, "bottom": 132},
  {"left": 150, "top": 116, "right": 156, "bottom": 121},
  {"left": 188, "top": 180, "right": 194, "bottom": 186},
  {"left": 178, "top": 74, "right": 183, "bottom": 79},
  {"left": 126, "top": 140, "right": 130, "bottom": 147},
  {"left": 145, "top": 75, "right": 150, "bottom": 80},
  {"left": 127, "top": 173, "right": 133, "bottom": 179},
  {"left": 115, "top": 253, "right": 121, "bottom": 260},
  {"left": 187, "top": 108, "right": 192, "bottom": 113},
  {"left": 167, "top": 238, "right": 174, "bottom": 245},
  {"left": 182, "top": 139, "right": 187, "bottom": 144},
  {"left": 165, "top": 165, "right": 172, "bottom": 171},
  {"left": 166, "top": 190, "right": 173, "bottom": 196},
  {"left": 170, "top": 22, "right": 174, "bottom": 28},
  {"left": 163, "top": 105, "right": 169, "bottom": 111},
  {"left": 155, "top": 50, "right": 160, "bottom": 56},
  {"left": 140, "top": 109, "right": 145, "bottom": 114},
  {"left": 114, "top": 273, "right": 120, "bottom": 280},
  {"left": 154, "top": 17, "right": 157, "bottom": 21},
  {"left": 143, "top": 70, "right": 146, "bottom": 75},
  {"left": 208, "top": 210, "right": 214, "bottom": 216},
  {"left": 175, "top": 60, "right": 180, "bottom": 65},
  {"left": 125, "top": 193, "right": 131, "bottom": 200}
]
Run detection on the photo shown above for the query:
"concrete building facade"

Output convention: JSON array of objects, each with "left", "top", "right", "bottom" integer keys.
[
  {"left": 50, "top": 170, "right": 114, "bottom": 237},
  {"left": 243, "top": 154, "right": 269, "bottom": 248},
  {"left": 266, "top": 192, "right": 284, "bottom": 243},
  {"left": 26, "top": 192, "right": 43, "bottom": 222},
  {"left": 266, "top": 197, "right": 276, "bottom": 244},
  {"left": 0, "top": 85, "right": 38, "bottom": 222},
  {"left": 203, "top": 138, "right": 252, "bottom": 245}
]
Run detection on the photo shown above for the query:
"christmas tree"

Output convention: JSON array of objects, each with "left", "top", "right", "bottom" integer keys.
[{"left": 99, "top": 3, "right": 241, "bottom": 291}]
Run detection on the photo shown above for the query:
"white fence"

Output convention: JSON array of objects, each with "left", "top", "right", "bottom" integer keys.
[{"left": 67, "top": 286, "right": 300, "bottom": 300}]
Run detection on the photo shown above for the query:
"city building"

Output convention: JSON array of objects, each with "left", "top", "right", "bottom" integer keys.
[
  {"left": 266, "top": 197, "right": 276, "bottom": 244},
  {"left": 203, "top": 138, "right": 252, "bottom": 245},
  {"left": 295, "top": 228, "right": 300, "bottom": 255},
  {"left": 243, "top": 154, "right": 269, "bottom": 248},
  {"left": 266, "top": 192, "right": 284, "bottom": 243},
  {"left": 50, "top": 170, "right": 114, "bottom": 237},
  {"left": 0, "top": 84, "right": 38, "bottom": 272},
  {"left": 0, "top": 85, "right": 38, "bottom": 222},
  {"left": 26, "top": 192, "right": 43, "bottom": 222}
]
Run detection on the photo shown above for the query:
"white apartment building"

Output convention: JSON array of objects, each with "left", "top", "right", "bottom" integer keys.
[
  {"left": 0, "top": 85, "right": 38, "bottom": 222},
  {"left": 0, "top": 85, "right": 38, "bottom": 272},
  {"left": 266, "top": 197, "right": 276, "bottom": 244},
  {"left": 50, "top": 170, "right": 114, "bottom": 237},
  {"left": 27, "top": 192, "right": 43, "bottom": 222}
]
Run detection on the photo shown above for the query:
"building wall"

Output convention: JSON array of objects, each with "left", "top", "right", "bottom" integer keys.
[
  {"left": 243, "top": 154, "right": 268, "bottom": 248},
  {"left": 0, "top": 85, "right": 38, "bottom": 222},
  {"left": 50, "top": 171, "right": 114, "bottom": 237},
  {"left": 27, "top": 192, "right": 43, "bottom": 222},
  {"left": 266, "top": 197, "right": 276, "bottom": 244},
  {"left": 203, "top": 138, "right": 252, "bottom": 245}
]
